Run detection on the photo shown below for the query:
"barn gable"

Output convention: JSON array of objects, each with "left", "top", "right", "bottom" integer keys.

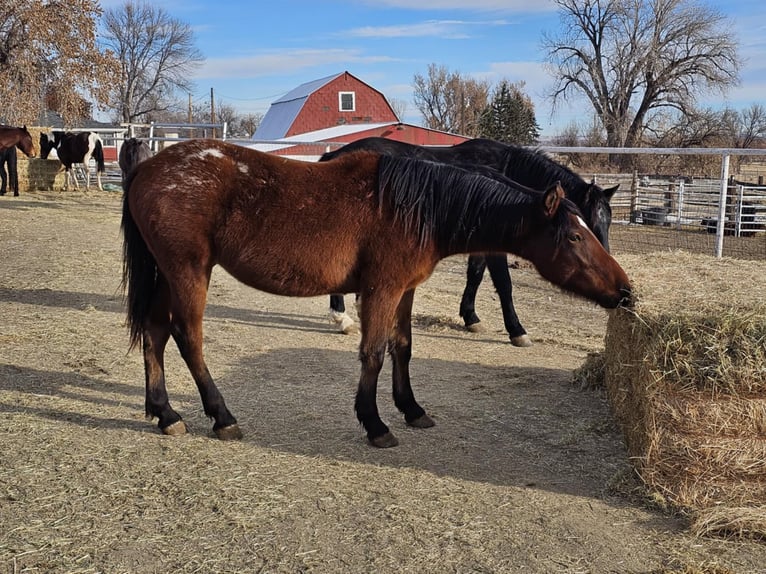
[{"left": 254, "top": 71, "right": 399, "bottom": 140}]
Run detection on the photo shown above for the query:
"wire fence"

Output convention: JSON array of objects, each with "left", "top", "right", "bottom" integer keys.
[
  {"left": 544, "top": 147, "right": 766, "bottom": 262},
  {"left": 591, "top": 175, "right": 766, "bottom": 261}
]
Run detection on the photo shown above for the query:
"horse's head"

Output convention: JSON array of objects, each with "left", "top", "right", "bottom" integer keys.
[
  {"left": 579, "top": 182, "right": 618, "bottom": 252},
  {"left": 17, "top": 126, "right": 35, "bottom": 158},
  {"left": 39, "top": 132, "right": 55, "bottom": 159},
  {"left": 523, "top": 182, "right": 631, "bottom": 309}
]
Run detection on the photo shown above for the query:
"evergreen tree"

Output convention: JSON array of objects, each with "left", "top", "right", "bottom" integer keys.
[{"left": 479, "top": 81, "right": 540, "bottom": 144}]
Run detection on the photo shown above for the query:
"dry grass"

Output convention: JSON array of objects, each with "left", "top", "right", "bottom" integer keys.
[
  {"left": 3, "top": 193, "right": 766, "bottom": 572},
  {"left": 598, "top": 251, "right": 766, "bottom": 539}
]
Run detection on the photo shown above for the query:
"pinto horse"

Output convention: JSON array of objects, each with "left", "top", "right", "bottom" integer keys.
[
  {"left": 122, "top": 139, "right": 631, "bottom": 447},
  {"left": 39, "top": 131, "right": 106, "bottom": 191},
  {"left": 321, "top": 137, "right": 619, "bottom": 346},
  {"left": 118, "top": 138, "right": 152, "bottom": 186}
]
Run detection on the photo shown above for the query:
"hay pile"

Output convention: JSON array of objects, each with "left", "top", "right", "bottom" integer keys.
[
  {"left": 17, "top": 126, "right": 66, "bottom": 192},
  {"left": 602, "top": 251, "right": 766, "bottom": 539}
]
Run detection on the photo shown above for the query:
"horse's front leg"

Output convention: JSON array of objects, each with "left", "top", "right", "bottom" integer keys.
[
  {"left": 355, "top": 290, "right": 401, "bottom": 447},
  {"left": 389, "top": 289, "right": 434, "bottom": 429},
  {"left": 67, "top": 168, "right": 79, "bottom": 191},
  {"left": 459, "top": 255, "right": 487, "bottom": 331},
  {"left": 486, "top": 255, "right": 531, "bottom": 347}
]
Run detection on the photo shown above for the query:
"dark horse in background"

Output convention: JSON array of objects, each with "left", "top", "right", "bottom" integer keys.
[
  {"left": 118, "top": 137, "right": 152, "bottom": 186},
  {"left": 0, "top": 125, "right": 36, "bottom": 196},
  {"left": 122, "top": 139, "right": 631, "bottom": 447},
  {"left": 39, "top": 131, "right": 105, "bottom": 191},
  {"left": 321, "top": 137, "right": 619, "bottom": 346}
]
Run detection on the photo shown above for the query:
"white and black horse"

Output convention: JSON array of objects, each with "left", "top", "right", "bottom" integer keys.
[{"left": 40, "top": 131, "right": 106, "bottom": 191}]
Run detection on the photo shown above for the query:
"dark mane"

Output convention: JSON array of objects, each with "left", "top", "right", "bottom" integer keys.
[
  {"left": 498, "top": 145, "right": 592, "bottom": 202},
  {"left": 377, "top": 155, "right": 578, "bottom": 251}
]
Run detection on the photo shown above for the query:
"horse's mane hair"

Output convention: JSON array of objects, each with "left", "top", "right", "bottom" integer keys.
[
  {"left": 376, "top": 155, "right": 578, "bottom": 251},
  {"left": 500, "top": 145, "right": 594, "bottom": 202}
]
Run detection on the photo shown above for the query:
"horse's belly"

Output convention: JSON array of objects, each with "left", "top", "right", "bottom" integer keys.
[{"left": 220, "top": 254, "right": 356, "bottom": 298}]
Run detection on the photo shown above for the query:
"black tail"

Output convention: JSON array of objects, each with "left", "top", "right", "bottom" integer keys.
[
  {"left": 93, "top": 138, "right": 106, "bottom": 173},
  {"left": 121, "top": 184, "right": 158, "bottom": 351}
]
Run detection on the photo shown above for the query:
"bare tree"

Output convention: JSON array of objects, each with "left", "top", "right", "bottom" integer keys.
[
  {"left": 736, "top": 104, "right": 766, "bottom": 149},
  {"left": 0, "top": 0, "right": 118, "bottom": 124},
  {"left": 413, "top": 64, "right": 490, "bottom": 136},
  {"left": 543, "top": 0, "right": 740, "bottom": 150},
  {"left": 101, "top": 1, "right": 204, "bottom": 123},
  {"left": 387, "top": 97, "right": 407, "bottom": 122},
  {"left": 235, "top": 113, "right": 263, "bottom": 138}
]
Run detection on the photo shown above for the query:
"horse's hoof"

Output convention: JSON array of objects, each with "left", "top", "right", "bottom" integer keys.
[
  {"left": 340, "top": 318, "right": 359, "bottom": 335},
  {"left": 510, "top": 334, "right": 533, "bottom": 347},
  {"left": 161, "top": 420, "right": 187, "bottom": 436},
  {"left": 369, "top": 432, "right": 399, "bottom": 448},
  {"left": 466, "top": 322, "right": 485, "bottom": 333},
  {"left": 408, "top": 414, "right": 435, "bottom": 428},
  {"left": 215, "top": 424, "right": 243, "bottom": 441}
]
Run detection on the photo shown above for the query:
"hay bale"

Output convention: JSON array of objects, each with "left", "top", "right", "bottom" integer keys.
[
  {"left": 602, "top": 251, "right": 766, "bottom": 538},
  {"left": 17, "top": 126, "right": 66, "bottom": 192}
]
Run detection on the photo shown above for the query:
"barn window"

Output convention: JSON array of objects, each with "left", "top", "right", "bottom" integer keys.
[{"left": 339, "top": 92, "right": 355, "bottom": 112}]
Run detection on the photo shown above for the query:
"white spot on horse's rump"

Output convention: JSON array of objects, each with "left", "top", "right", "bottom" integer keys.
[
  {"left": 237, "top": 163, "right": 249, "bottom": 174},
  {"left": 198, "top": 148, "right": 225, "bottom": 159}
]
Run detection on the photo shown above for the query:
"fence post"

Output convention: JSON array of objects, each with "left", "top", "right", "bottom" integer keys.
[
  {"left": 734, "top": 184, "right": 744, "bottom": 237},
  {"left": 715, "top": 154, "right": 730, "bottom": 258},
  {"left": 676, "top": 181, "right": 685, "bottom": 229},
  {"left": 630, "top": 169, "right": 638, "bottom": 223}
]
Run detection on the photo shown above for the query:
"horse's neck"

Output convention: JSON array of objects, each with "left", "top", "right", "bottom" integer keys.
[{"left": 435, "top": 197, "right": 533, "bottom": 259}]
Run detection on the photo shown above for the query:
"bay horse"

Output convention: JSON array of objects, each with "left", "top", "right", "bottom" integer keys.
[
  {"left": 118, "top": 138, "right": 152, "bottom": 186},
  {"left": 0, "top": 125, "right": 35, "bottom": 196},
  {"left": 321, "top": 137, "right": 619, "bottom": 346},
  {"left": 122, "top": 139, "right": 631, "bottom": 447},
  {"left": 39, "top": 131, "right": 106, "bottom": 191}
]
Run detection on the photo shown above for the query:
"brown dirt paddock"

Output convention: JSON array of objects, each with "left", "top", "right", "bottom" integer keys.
[{"left": 1, "top": 190, "right": 765, "bottom": 574}]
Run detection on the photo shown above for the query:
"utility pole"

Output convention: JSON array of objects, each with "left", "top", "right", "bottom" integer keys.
[
  {"left": 188, "top": 93, "right": 194, "bottom": 138},
  {"left": 210, "top": 87, "right": 216, "bottom": 138}
]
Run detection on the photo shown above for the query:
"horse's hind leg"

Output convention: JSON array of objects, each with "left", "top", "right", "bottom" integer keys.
[
  {"left": 486, "top": 255, "right": 531, "bottom": 347},
  {"left": 355, "top": 289, "right": 402, "bottom": 447},
  {"left": 143, "top": 276, "right": 187, "bottom": 435},
  {"left": 169, "top": 269, "right": 241, "bottom": 440},
  {"left": 459, "top": 255, "right": 487, "bottom": 332},
  {"left": 389, "top": 289, "right": 434, "bottom": 429}
]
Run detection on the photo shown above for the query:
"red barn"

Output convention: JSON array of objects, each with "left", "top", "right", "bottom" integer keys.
[{"left": 251, "top": 71, "right": 467, "bottom": 160}]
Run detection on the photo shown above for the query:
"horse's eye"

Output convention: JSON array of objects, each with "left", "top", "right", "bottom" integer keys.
[{"left": 568, "top": 232, "right": 583, "bottom": 243}]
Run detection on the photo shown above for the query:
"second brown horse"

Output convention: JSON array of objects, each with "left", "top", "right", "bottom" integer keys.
[{"left": 122, "top": 140, "right": 631, "bottom": 447}]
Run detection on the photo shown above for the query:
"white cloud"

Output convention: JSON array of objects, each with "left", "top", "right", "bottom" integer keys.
[
  {"left": 343, "top": 19, "right": 507, "bottom": 39},
  {"left": 196, "top": 49, "right": 399, "bottom": 79},
  {"left": 356, "top": 0, "right": 556, "bottom": 12}
]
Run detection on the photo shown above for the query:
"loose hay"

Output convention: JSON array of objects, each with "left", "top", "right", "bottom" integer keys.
[{"left": 599, "top": 251, "right": 766, "bottom": 539}]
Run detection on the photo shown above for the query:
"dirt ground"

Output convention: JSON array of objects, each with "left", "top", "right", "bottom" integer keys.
[{"left": 1, "top": 190, "right": 765, "bottom": 574}]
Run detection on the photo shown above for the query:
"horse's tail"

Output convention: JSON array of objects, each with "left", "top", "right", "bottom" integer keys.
[
  {"left": 121, "top": 183, "right": 158, "bottom": 351},
  {"left": 92, "top": 137, "right": 106, "bottom": 173}
]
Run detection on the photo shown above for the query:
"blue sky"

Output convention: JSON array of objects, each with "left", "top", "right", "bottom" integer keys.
[{"left": 101, "top": 0, "right": 766, "bottom": 138}]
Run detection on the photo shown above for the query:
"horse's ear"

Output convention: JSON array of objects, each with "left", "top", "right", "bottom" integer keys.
[
  {"left": 603, "top": 184, "right": 619, "bottom": 201},
  {"left": 542, "top": 181, "right": 565, "bottom": 219}
]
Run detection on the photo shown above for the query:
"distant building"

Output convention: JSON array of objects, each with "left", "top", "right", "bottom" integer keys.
[{"left": 251, "top": 71, "right": 467, "bottom": 160}]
